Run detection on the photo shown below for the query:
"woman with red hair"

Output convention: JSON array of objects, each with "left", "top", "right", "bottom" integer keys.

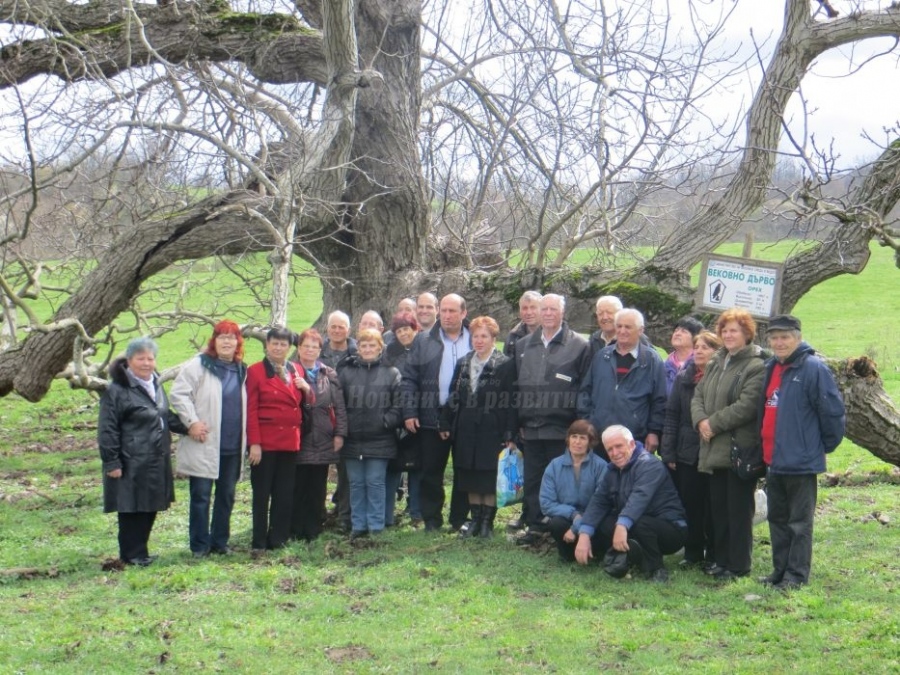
[
  {"left": 170, "top": 320, "right": 247, "bottom": 557},
  {"left": 691, "top": 309, "right": 767, "bottom": 581}
]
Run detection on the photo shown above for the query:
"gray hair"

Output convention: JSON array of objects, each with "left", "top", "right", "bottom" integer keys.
[
  {"left": 520, "top": 290, "right": 543, "bottom": 305},
  {"left": 125, "top": 336, "right": 159, "bottom": 359},
  {"left": 361, "top": 310, "right": 384, "bottom": 330},
  {"left": 601, "top": 424, "right": 634, "bottom": 445},
  {"left": 615, "top": 308, "right": 644, "bottom": 329},
  {"left": 327, "top": 310, "right": 351, "bottom": 327},
  {"left": 542, "top": 293, "right": 566, "bottom": 313},
  {"left": 596, "top": 295, "right": 624, "bottom": 312}
]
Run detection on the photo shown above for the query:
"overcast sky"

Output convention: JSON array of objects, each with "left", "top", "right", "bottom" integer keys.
[{"left": 708, "top": 0, "right": 900, "bottom": 167}]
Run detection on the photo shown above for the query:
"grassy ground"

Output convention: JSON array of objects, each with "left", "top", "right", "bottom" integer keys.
[{"left": 0, "top": 242, "right": 897, "bottom": 672}]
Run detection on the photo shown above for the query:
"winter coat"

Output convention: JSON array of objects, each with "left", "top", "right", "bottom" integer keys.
[
  {"left": 293, "top": 361, "right": 348, "bottom": 465},
  {"left": 512, "top": 322, "right": 591, "bottom": 441},
  {"left": 401, "top": 321, "right": 471, "bottom": 429},
  {"left": 502, "top": 322, "right": 532, "bottom": 358},
  {"left": 245, "top": 359, "right": 306, "bottom": 452},
  {"left": 320, "top": 338, "right": 358, "bottom": 371},
  {"left": 539, "top": 450, "right": 608, "bottom": 533},
  {"left": 383, "top": 339, "right": 412, "bottom": 370},
  {"left": 170, "top": 354, "right": 247, "bottom": 480},
  {"left": 439, "top": 350, "right": 515, "bottom": 473},
  {"left": 340, "top": 355, "right": 402, "bottom": 460},
  {"left": 691, "top": 344, "right": 766, "bottom": 473},
  {"left": 577, "top": 342, "right": 667, "bottom": 442},
  {"left": 660, "top": 360, "right": 702, "bottom": 466},
  {"left": 760, "top": 342, "right": 846, "bottom": 475},
  {"left": 579, "top": 443, "right": 686, "bottom": 536},
  {"left": 98, "top": 358, "right": 187, "bottom": 514}
]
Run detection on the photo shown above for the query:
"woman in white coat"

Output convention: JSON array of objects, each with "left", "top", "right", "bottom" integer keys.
[{"left": 170, "top": 321, "right": 247, "bottom": 557}]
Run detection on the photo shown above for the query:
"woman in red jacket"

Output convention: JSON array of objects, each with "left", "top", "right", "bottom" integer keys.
[{"left": 246, "top": 327, "right": 311, "bottom": 552}]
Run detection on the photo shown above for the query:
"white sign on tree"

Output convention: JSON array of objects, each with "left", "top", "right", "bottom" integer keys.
[{"left": 695, "top": 254, "right": 783, "bottom": 319}]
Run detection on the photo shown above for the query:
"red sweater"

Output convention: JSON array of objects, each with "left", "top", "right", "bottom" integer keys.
[{"left": 760, "top": 362, "right": 785, "bottom": 465}]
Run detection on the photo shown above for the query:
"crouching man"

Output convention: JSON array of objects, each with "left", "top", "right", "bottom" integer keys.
[{"left": 574, "top": 425, "right": 686, "bottom": 582}]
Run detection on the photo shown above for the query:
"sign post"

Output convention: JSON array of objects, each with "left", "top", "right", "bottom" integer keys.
[{"left": 695, "top": 254, "right": 783, "bottom": 319}]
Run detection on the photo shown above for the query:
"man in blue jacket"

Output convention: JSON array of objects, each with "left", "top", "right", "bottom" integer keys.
[
  {"left": 578, "top": 308, "right": 667, "bottom": 458},
  {"left": 759, "top": 314, "right": 845, "bottom": 591},
  {"left": 574, "top": 425, "right": 686, "bottom": 582}
]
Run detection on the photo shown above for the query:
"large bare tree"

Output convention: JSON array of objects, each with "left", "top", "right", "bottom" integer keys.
[{"left": 0, "top": 0, "right": 897, "bottom": 464}]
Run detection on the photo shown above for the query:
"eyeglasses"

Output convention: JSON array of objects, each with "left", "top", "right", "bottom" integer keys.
[
  {"left": 300, "top": 344, "right": 322, "bottom": 351},
  {"left": 215, "top": 334, "right": 238, "bottom": 341}
]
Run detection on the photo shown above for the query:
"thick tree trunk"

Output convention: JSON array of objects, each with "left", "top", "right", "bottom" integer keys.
[{"left": 831, "top": 357, "right": 900, "bottom": 468}]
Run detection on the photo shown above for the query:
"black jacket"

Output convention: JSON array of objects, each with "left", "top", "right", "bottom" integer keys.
[
  {"left": 503, "top": 322, "right": 532, "bottom": 358},
  {"left": 98, "top": 358, "right": 187, "bottom": 514},
  {"left": 294, "top": 361, "right": 348, "bottom": 465},
  {"left": 339, "top": 355, "right": 402, "bottom": 460},
  {"left": 440, "top": 350, "right": 515, "bottom": 472},
  {"left": 401, "top": 321, "right": 471, "bottom": 429},
  {"left": 660, "top": 360, "right": 702, "bottom": 466},
  {"left": 512, "top": 322, "right": 591, "bottom": 441}
]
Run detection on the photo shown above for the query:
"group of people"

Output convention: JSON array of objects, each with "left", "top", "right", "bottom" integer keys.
[{"left": 98, "top": 291, "right": 845, "bottom": 591}]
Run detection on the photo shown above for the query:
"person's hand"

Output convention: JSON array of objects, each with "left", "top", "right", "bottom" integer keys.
[
  {"left": 405, "top": 418, "right": 420, "bottom": 434},
  {"left": 439, "top": 431, "right": 450, "bottom": 440},
  {"left": 294, "top": 374, "right": 311, "bottom": 393},
  {"left": 563, "top": 529, "right": 576, "bottom": 544},
  {"left": 106, "top": 468, "right": 122, "bottom": 479},
  {"left": 698, "top": 419, "right": 713, "bottom": 443},
  {"left": 612, "top": 524, "right": 629, "bottom": 552},
  {"left": 667, "top": 462, "right": 676, "bottom": 470},
  {"left": 248, "top": 444, "right": 262, "bottom": 466},
  {"left": 188, "top": 421, "right": 208, "bottom": 442},
  {"left": 645, "top": 433, "right": 659, "bottom": 454},
  {"left": 574, "top": 534, "right": 593, "bottom": 565},
  {"left": 333, "top": 436, "right": 344, "bottom": 452}
]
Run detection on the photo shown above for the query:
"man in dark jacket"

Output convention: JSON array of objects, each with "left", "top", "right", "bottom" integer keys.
[
  {"left": 401, "top": 293, "right": 472, "bottom": 531},
  {"left": 575, "top": 425, "right": 686, "bottom": 582},
  {"left": 578, "top": 308, "right": 666, "bottom": 457},
  {"left": 503, "top": 290, "right": 542, "bottom": 358},
  {"left": 512, "top": 293, "right": 591, "bottom": 542},
  {"left": 759, "top": 314, "right": 845, "bottom": 591}
]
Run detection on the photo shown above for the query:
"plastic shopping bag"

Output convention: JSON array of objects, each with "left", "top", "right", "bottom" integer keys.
[{"left": 496, "top": 445, "right": 525, "bottom": 507}]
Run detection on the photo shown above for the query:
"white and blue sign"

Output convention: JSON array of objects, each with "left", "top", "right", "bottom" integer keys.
[{"left": 696, "top": 254, "right": 782, "bottom": 318}]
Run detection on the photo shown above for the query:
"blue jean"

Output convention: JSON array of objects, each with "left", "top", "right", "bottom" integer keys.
[
  {"left": 406, "top": 470, "right": 422, "bottom": 519},
  {"left": 345, "top": 457, "right": 389, "bottom": 533},
  {"left": 385, "top": 467, "right": 403, "bottom": 526},
  {"left": 189, "top": 453, "right": 241, "bottom": 553}
]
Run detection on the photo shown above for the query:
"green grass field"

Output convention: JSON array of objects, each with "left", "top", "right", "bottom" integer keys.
[{"left": 0, "top": 242, "right": 897, "bottom": 673}]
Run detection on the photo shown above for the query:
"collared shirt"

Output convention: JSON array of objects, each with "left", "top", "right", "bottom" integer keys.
[
  {"left": 541, "top": 326, "right": 563, "bottom": 348},
  {"left": 439, "top": 327, "right": 471, "bottom": 404}
]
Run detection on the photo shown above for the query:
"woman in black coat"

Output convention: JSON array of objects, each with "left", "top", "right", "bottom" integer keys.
[
  {"left": 660, "top": 330, "right": 721, "bottom": 568},
  {"left": 440, "top": 316, "right": 514, "bottom": 538},
  {"left": 98, "top": 337, "right": 186, "bottom": 566},
  {"left": 339, "top": 329, "right": 403, "bottom": 539}
]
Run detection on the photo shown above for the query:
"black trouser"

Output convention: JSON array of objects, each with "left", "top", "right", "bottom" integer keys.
[
  {"left": 292, "top": 464, "right": 330, "bottom": 541},
  {"left": 117, "top": 511, "right": 157, "bottom": 561},
  {"left": 334, "top": 459, "right": 351, "bottom": 527},
  {"left": 767, "top": 472, "right": 817, "bottom": 585},
  {"left": 419, "top": 429, "right": 468, "bottom": 528},
  {"left": 597, "top": 514, "right": 686, "bottom": 574},
  {"left": 522, "top": 439, "right": 565, "bottom": 529},
  {"left": 708, "top": 468, "right": 757, "bottom": 574},
  {"left": 547, "top": 516, "right": 604, "bottom": 562},
  {"left": 250, "top": 451, "right": 296, "bottom": 549},
  {"left": 672, "top": 462, "right": 715, "bottom": 563}
]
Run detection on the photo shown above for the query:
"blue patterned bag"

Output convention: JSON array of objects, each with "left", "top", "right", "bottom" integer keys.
[{"left": 496, "top": 446, "right": 525, "bottom": 507}]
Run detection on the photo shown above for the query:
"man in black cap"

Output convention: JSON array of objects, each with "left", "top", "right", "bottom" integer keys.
[{"left": 759, "top": 314, "right": 845, "bottom": 591}]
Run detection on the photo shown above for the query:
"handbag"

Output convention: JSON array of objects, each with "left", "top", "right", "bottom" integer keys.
[
  {"left": 730, "top": 435, "right": 766, "bottom": 480},
  {"left": 496, "top": 445, "right": 525, "bottom": 507},
  {"left": 389, "top": 427, "right": 421, "bottom": 472}
]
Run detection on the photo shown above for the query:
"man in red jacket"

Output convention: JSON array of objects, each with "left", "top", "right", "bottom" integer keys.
[{"left": 246, "top": 327, "right": 312, "bottom": 551}]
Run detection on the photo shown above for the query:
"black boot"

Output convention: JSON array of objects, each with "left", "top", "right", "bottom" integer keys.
[
  {"left": 479, "top": 506, "right": 497, "bottom": 538},
  {"left": 459, "top": 505, "right": 483, "bottom": 538}
]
